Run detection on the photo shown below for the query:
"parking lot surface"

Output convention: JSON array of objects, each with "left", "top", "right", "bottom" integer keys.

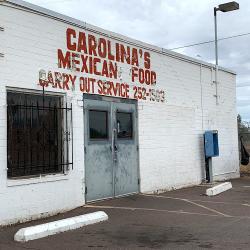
[{"left": 2, "top": 177, "right": 250, "bottom": 249}]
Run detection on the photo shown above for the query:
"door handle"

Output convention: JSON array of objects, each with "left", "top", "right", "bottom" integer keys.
[
  {"left": 112, "top": 129, "right": 118, "bottom": 161},
  {"left": 110, "top": 145, "right": 118, "bottom": 152},
  {"left": 113, "top": 128, "right": 117, "bottom": 149}
]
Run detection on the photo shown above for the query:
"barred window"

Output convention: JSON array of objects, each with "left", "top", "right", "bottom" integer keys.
[{"left": 7, "top": 92, "right": 71, "bottom": 178}]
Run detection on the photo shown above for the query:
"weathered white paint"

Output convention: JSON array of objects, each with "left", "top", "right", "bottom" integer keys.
[
  {"left": 206, "top": 182, "right": 232, "bottom": 196},
  {"left": 0, "top": 1, "right": 239, "bottom": 225},
  {"left": 14, "top": 211, "right": 108, "bottom": 242}
]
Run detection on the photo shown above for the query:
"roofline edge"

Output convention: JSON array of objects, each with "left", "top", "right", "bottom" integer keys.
[{"left": 1, "top": 0, "right": 236, "bottom": 75}]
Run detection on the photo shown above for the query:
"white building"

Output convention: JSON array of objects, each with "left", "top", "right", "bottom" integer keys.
[{"left": 0, "top": 0, "right": 239, "bottom": 226}]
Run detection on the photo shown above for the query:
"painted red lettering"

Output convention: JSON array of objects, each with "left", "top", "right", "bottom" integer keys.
[
  {"left": 89, "top": 56, "right": 93, "bottom": 74},
  {"left": 145, "top": 69, "right": 151, "bottom": 85},
  {"left": 139, "top": 69, "right": 144, "bottom": 84},
  {"left": 115, "top": 43, "right": 120, "bottom": 62},
  {"left": 120, "top": 44, "right": 130, "bottom": 64},
  {"left": 72, "top": 53, "right": 80, "bottom": 71},
  {"left": 102, "top": 60, "right": 109, "bottom": 77},
  {"left": 131, "top": 67, "right": 138, "bottom": 82},
  {"left": 97, "top": 80, "right": 103, "bottom": 94},
  {"left": 79, "top": 77, "right": 95, "bottom": 93},
  {"left": 151, "top": 71, "right": 156, "bottom": 85},
  {"left": 109, "top": 62, "right": 117, "bottom": 79},
  {"left": 144, "top": 52, "right": 150, "bottom": 69},
  {"left": 66, "top": 28, "right": 76, "bottom": 51},
  {"left": 54, "top": 72, "right": 62, "bottom": 89},
  {"left": 47, "top": 71, "right": 54, "bottom": 87},
  {"left": 69, "top": 74, "right": 77, "bottom": 87},
  {"left": 98, "top": 38, "right": 107, "bottom": 58},
  {"left": 77, "top": 32, "right": 87, "bottom": 53},
  {"left": 58, "top": 49, "right": 71, "bottom": 69},
  {"left": 131, "top": 48, "right": 139, "bottom": 66},
  {"left": 62, "top": 74, "right": 70, "bottom": 90},
  {"left": 107, "top": 40, "right": 115, "bottom": 60},
  {"left": 88, "top": 35, "right": 97, "bottom": 56},
  {"left": 80, "top": 55, "right": 89, "bottom": 73},
  {"left": 93, "top": 58, "right": 101, "bottom": 75}
]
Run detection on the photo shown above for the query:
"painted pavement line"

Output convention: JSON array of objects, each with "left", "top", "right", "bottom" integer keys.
[
  {"left": 181, "top": 199, "right": 242, "bottom": 206},
  {"left": 86, "top": 204, "right": 250, "bottom": 220},
  {"left": 142, "top": 194, "right": 250, "bottom": 208},
  {"left": 85, "top": 205, "right": 227, "bottom": 218},
  {"left": 142, "top": 194, "right": 230, "bottom": 217},
  {"left": 184, "top": 199, "right": 231, "bottom": 217}
]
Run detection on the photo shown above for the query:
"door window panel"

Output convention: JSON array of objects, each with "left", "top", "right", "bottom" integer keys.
[
  {"left": 89, "top": 110, "right": 108, "bottom": 139},
  {"left": 117, "top": 112, "right": 133, "bottom": 139}
]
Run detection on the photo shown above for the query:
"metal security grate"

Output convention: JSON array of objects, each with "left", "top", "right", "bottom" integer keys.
[{"left": 7, "top": 92, "right": 73, "bottom": 178}]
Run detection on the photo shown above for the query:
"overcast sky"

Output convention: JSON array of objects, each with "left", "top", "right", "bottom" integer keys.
[{"left": 27, "top": 0, "right": 250, "bottom": 121}]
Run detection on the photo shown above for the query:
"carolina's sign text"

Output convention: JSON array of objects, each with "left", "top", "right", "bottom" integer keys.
[{"left": 39, "top": 28, "right": 165, "bottom": 102}]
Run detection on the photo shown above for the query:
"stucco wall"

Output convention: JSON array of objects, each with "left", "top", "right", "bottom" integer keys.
[{"left": 138, "top": 60, "right": 239, "bottom": 193}]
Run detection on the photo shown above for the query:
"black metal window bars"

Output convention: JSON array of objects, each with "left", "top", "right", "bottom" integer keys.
[{"left": 7, "top": 92, "right": 73, "bottom": 178}]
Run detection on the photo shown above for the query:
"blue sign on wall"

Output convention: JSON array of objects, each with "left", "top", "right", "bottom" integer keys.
[{"left": 204, "top": 130, "right": 219, "bottom": 158}]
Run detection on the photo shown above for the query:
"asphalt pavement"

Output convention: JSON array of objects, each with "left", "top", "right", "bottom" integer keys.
[{"left": 1, "top": 177, "right": 250, "bottom": 249}]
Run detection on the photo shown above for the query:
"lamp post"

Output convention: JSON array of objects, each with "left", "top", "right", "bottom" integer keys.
[{"left": 214, "top": 1, "right": 239, "bottom": 104}]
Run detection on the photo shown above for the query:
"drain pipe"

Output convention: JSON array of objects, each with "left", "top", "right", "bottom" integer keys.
[{"left": 214, "top": 7, "right": 219, "bottom": 105}]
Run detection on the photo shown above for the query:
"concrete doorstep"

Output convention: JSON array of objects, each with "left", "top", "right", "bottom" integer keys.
[
  {"left": 14, "top": 211, "right": 108, "bottom": 242},
  {"left": 206, "top": 182, "right": 232, "bottom": 196}
]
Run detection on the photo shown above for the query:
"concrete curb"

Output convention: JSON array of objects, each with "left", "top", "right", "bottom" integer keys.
[
  {"left": 206, "top": 182, "right": 232, "bottom": 196},
  {"left": 14, "top": 211, "right": 108, "bottom": 242}
]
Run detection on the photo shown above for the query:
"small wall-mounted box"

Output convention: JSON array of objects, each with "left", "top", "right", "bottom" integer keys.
[{"left": 204, "top": 130, "right": 219, "bottom": 158}]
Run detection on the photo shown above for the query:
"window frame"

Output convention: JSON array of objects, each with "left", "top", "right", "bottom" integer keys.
[
  {"left": 88, "top": 109, "right": 109, "bottom": 141},
  {"left": 116, "top": 111, "right": 134, "bottom": 140},
  {"left": 6, "top": 89, "right": 69, "bottom": 179}
]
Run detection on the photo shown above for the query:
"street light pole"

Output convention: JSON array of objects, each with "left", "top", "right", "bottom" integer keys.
[
  {"left": 213, "top": 1, "right": 239, "bottom": 105},
  {"left": 214, "top": 7, "right": 219, "bottom": 105},
  {"left": 205, "top": 2, "right": 239, "bottom": 183}
]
